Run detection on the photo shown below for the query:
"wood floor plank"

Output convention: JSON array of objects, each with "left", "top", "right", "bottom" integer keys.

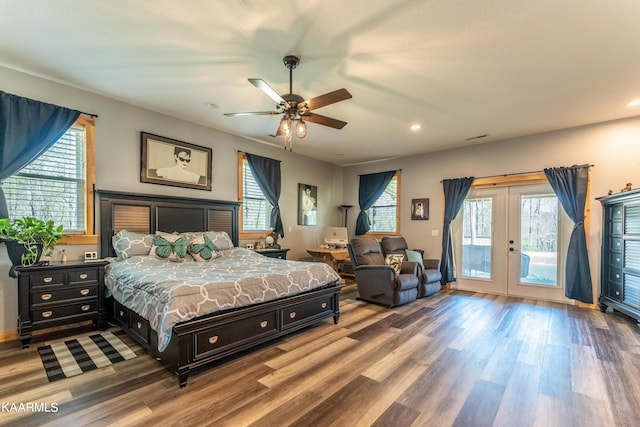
[{"left": 2, "top": 288, "right": 640, "bottom": 426}]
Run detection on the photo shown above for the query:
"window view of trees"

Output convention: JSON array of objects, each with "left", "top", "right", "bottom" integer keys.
[
  {"left": 241, "top": 159, "right": 271, "bottom": 231},
  {"left": 3, "top": 125, "right": 85, "bottom": 232},
  {"left": 367, "top": 175, "right": 397, "bottom": 233}
]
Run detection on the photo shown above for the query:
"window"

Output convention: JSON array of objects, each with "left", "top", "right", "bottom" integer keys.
[
  {"left": 2, "top": 116, "right": 97, "bottom": 244},
  {"left": 238, "top": 153, "right": 272, "bottom": 238},
  {"left": 366, "top": 171, "right": 401, "bottom": 236}
]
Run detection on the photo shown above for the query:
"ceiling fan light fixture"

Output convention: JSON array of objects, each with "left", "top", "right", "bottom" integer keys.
[
  {"left": 280, "top": 117, "right": 292, "bottom": 136},
  {"left": 295, "top": 119, "right": 307, "bottom": 139}
]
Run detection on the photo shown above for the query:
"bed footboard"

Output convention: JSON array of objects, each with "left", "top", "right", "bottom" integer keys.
[{"left": 110, "top": 282, "right": 343, "bottom": 387}]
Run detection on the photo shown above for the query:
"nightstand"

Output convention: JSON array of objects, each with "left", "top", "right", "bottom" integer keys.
[
  {"left": 254, "top": 248, "right": 289, "bottom": 259},
  {"left": 15, "top": 260, "right": 109, "bottom": 348}
]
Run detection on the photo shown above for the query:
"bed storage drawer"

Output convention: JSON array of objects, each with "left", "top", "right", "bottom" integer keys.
[
  {"left": 113, "top": 300, "right": 130, "bottom": 326},
  {"left": 129, "top": 312, "right": 150, "bottom": 344},
  {"left": 193, "top": 310, "right": 279, "bottom": 360},
  {"left": 282, "top": 293, "right": 334, "bottom": 329}
]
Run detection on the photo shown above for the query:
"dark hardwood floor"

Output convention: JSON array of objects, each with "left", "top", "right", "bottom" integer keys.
[{"left": 1, "top": 281, "right": 639, "bottom": 426}]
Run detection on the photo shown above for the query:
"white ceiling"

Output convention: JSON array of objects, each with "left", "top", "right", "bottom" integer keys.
[{"left": 2, "top": 0, "right": 640, "bottom": 166}]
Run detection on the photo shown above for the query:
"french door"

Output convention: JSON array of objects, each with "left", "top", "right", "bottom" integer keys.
[{"left": 451, "top": 183, "right": 571, "bottom": 302}]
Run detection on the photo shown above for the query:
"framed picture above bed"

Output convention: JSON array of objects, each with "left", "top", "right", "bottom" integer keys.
[
  {"left": 298, "top": 183, "right": 318, "bottom": 225},
  {"left": 140, "top": 132, "right": 212, "bottom": 191}
]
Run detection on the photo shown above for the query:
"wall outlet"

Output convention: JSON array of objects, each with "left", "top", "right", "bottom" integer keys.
[
  {"left": 432, "top": 229, "right": 439, "bottom": 237},
  {"left": 84, "top": 251, "right": 98, "bottom": 260}
]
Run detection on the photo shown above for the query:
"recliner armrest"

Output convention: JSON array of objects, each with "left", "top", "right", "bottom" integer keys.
[
  {"left": 399, "top": 261, "right": 419, "bottom": 276},
  {"left": 423, "top": 259, "right": 441, "bottom": 270}
]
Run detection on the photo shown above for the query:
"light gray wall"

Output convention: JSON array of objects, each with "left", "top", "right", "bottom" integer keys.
[
  {"left": 342, "top": 115, "right": 640, "bottom": 304},
  {"left": 0, "top": 66, "right": 344, "bottom": 335}
]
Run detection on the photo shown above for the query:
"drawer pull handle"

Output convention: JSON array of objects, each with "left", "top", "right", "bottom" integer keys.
[
  {"left": 137, "top": 322, "right": 142, "bottom": 329},
  {"left": 260, "top": 321, "right": 268, "bottom": 328},
  {"left": 42, "top": 311, "right": 53, "bottom": 318},
  {"left": 80, "top": 289, "right": 90, "bottom": 296},
  {"left": 289, "top": 312, "right": 296, "bottom": 319},
  {"left": 321, "top": 302, "right": 327, "bottom": 309},
  {"left": 81, "top": 305, "right": 90, "bottom": 311},
  {"left": 616, "top": 291, "right": 620, "bottom": 295},
  {"left": 43, "top": 277, "right": 53, "bottom": 283},
  {"left": 41, "top": 294, "right": 52, "bottom": 301},
  {"left": 119, "top": 310, "right": 124, "bottom": 317},
  {"left": 80, "top": 274, "right": 88, "bottom": 279},
  {"left": 616, "top": 274, "right": 620, "bottom": 279},
  {"left": 208, "top": 336, "right": 219, "bottom": 344}
]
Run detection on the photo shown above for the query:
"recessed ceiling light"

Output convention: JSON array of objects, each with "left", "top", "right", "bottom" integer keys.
[
  {"left": 627, "top": 100, "right": 640, "bottom": 107},
  {"left": 205, "top": 102, "right": 219, "bottom": 109},
  {"left": 410, "top": 124, "right": 422, "bottom": 131}
]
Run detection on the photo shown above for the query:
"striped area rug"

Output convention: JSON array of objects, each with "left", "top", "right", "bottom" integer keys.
[{"left": 37, "top": 331, "right": 136, "bottom": 382}]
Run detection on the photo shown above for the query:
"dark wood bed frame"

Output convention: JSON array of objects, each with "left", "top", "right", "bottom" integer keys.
[{"left": 96, "top": 190, "right": 342, "bottom": 387}]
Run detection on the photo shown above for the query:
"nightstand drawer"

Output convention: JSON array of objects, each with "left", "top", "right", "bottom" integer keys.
[
  {"left": 68, "top": 268, "right": 99, "bottom": 284},
  {"left": 30, "top": 272, "right": 66, "bottom": 288},
  {"left": 32, "top": 301, "right": 97, "bottom": 323},
  {"left": 31, "top": 285, "right": 98, "bottom": 306}
]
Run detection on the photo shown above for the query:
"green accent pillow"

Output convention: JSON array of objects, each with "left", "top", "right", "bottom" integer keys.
[
  {"left": 405, "top": 249, "right": 424, "bottom": 267},
  {"left": 188, "top": 234, "right": 220, "bottom": 262},
  {"left": 150, "top": 233, "right": 189, "bottom": 262},
  {"left": 385, "top": 254, "right": 404, "bottom": 274}
]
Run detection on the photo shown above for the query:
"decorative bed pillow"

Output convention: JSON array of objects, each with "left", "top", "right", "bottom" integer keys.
[
  {"left": 188, "top": 233, "right": 221, "bottom": 262},
  {"left": 112, "top": 230, "right": 155, "bottom": 260},
  {"left": 203, "top": 231, "right": 234, "bottom": 250},
  {"left": 405, "top": 249, "right": 424, "bottom": 267},
  {"left": 181, "top": 230, "right": 234, "bottom": 250},
  {"left": 149, "top": 232, "right": 189, "bottom": 262},
  {"left": 385, "top": 254, "right": 404, "bottom": 274}
]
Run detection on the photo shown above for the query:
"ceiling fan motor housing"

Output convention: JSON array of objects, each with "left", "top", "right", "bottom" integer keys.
[{"left": 283, "top": 55, "right": 300, "bottom": 70}]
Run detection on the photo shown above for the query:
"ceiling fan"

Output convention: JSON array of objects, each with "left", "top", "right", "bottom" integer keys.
[{"left": 225, "top": 55, "right": 352, "bottom": 150}]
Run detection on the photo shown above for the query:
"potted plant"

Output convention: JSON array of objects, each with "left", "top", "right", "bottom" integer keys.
[{"left": 0, "top": 217, "right": 64, "bottom": 276}]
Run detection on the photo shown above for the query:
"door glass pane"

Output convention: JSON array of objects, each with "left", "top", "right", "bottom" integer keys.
[
  {"left": 520, "top": 194, "right": 558, "bottom": 285},
  {"left": 462, "top": 197, "right": 492, "bottom": 279}
]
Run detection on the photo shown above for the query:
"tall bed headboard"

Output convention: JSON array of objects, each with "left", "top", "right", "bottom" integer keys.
[{"left": 96, "top": 190, "right": 240, "bottom": 258}]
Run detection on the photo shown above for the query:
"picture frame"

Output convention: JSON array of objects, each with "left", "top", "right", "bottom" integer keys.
[
  {"left": 411, "top": 198, "right": 429, "bottom": 220},
  {"left": 140, "top": 132, "right": 212, "bottom": 191},
  {"left": 298, "top": 183, "right": 318, "bottom": 226}
]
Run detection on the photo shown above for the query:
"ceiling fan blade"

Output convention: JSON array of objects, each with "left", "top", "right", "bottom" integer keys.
[
  {"left": 224, "top": 111, "right": 280, "bottom": 117},
  {"left": 303, "top": 112, "right": 348, "bottom": 129},
  {"left": 304, "top": 88, "right": 352, "bottom": 111},
  {"left": 248, "top": 78, "right": 287, "bottom": 106}
]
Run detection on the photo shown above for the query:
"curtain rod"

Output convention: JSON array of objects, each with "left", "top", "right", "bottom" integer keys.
[
  {"left": 357, "top": 169, "right": 402, "bottom": 176},
  {"left": 441, "top": 164, "right": 594, "bottom": 183},
  {"left": 79, "top": 110, "right": 98, "bottom": 118}
]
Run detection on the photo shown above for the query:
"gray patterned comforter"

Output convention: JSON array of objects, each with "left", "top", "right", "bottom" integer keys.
[{"left": 105, "top": 247, "right": 341, "bottom": 351}]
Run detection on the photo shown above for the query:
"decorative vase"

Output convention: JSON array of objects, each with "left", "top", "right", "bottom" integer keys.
[{"left": 4, "top": 240, "right": 43, "bottom": 277}]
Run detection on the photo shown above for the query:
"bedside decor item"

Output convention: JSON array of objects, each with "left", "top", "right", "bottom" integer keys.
[
  {"left": 0, "top": 216, "right": 64, "bottom": 276},
  {"left": 38, "top": 331, "right": 136, "bottom": 382},
  {"left": 298, "top": 183, "right": 318, "bottom": 225},
  {"left": 140, "top": 132, "right": 212, "bottom": 191},
  {"left": 265, "top": 231, "right": 280, "bottom": 249},
  {"left": 411, "top": 198, "right": 429, "bottom": 220}
]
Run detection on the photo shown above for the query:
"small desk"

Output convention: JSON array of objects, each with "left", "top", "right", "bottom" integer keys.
[{"left": 307, "top": 247, "right": 350, "bottom": 272}]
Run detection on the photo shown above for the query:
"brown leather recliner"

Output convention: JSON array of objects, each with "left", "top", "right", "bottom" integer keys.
[
  {"left": 381, "top": 236, "right": 442, "bottom": 298},
  {"left": 347, "top": 237, "right": 419, "bottom": 307}
]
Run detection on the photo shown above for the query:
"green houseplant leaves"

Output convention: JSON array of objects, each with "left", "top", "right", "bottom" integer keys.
[{"left": 0, "top": 216, "right": 64, "bottom": 266}]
